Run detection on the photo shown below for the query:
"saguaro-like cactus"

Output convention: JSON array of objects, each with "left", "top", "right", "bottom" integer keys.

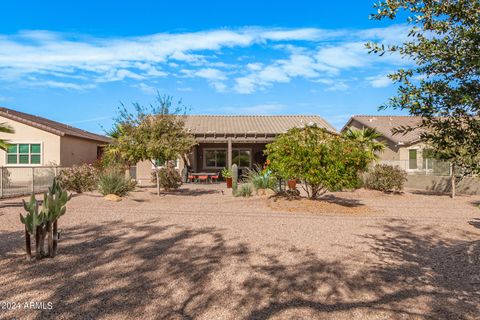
[
  {"left": 19, "top": 178, "right": 71, "bottom": 260},
  {"left": 232, "top": 164, "right": 238, "bottom": 192},
  {"left": 20, "top": 194, "right": 44, "bottom": 259},
  {"left": 42, "top": 182, "right": 71, "bottom": 257}
]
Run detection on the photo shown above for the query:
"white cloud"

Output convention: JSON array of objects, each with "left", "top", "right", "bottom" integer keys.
[
  {"left": 315, "top": 42, "right": 367, "bottom": 69},
  {"left": 233, "top": 53, "right": 336, "bottom": 94},
  {"left": 0, "top": 25, "right": 410, "bottom": 92},
  {"left": 193, "top": 68, "right": 227, "bottom": 81},
  {"left": 325, "top": 81, "right": 350, "bottom": 92},
  {"left": 366, "top": 74, "right": 392, "bottom": 88},
  {"left": 134, "top": 83, "right": 157, "bottom": 94}
]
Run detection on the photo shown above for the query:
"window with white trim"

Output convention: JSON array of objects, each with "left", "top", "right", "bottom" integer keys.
[{"left": 6, "top": 143, "right": 42, "bottom": 165}]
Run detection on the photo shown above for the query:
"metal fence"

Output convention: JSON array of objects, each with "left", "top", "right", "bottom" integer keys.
[
  {"left": 0, "top": 166, "right": 67, "bottom": 198},
  {"left": 378, "top": 160, "right": 451, "bottom": 176}
]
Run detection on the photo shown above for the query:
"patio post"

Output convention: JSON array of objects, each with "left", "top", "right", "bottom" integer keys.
[{"left": 227, "top": 137, "right": 232, "bottom": 169}]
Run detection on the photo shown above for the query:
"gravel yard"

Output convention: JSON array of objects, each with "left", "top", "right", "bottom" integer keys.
[{"left": 1, "top": 184, "right": 479, "bottom": 320}]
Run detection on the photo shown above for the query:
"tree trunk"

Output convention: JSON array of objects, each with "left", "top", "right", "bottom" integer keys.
[
  {"left": 35, "top": 226, "right": 42, "bottom": 259},
  {"left": 450, "top": 163, "right": 456, "bottom": 198},
  {"left": 38, "top": 226, "right": 46, "bottom": 258},
  {"left": 47, "top": 221, "right": 54, "bottom": 258},
  {"left": 53, "top": 220, "right": 58, "bottom": 257},
  {"left": 155, "top": 170, "right": 160, "bottom": 196},
  {"left": 25, "top": 226, "right": 31, "bottom": 259}
]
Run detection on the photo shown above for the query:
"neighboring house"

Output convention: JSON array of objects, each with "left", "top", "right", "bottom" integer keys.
[
  {"left": 342, "top": 115, "right": 449, "bottom": 174},
  {"left": 135, "top": 115, "right": 336, "bottom": 182},
  {"left": 0, "top": 107, "right": 111, "bottom": 167}
]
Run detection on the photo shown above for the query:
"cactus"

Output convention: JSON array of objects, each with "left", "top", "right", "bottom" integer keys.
[
  {"left": 20, "top": 194, "right": 45, "bottom": 259},
  {"left": 232, "top": 164, "right": 238, "bottom": 192},
  {"left": 20, "top": 194, "right": 43, "bottom": 235},
  {"left": 19, "top": 178, "right": 71, "bottom": 260},
  {"left": 41, "top": 181, "right": 71, "bottom": 258}
]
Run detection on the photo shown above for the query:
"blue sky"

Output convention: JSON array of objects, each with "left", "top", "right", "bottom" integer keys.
[{"left": 0, "top": 1, "right": 411, "bottom": 133}]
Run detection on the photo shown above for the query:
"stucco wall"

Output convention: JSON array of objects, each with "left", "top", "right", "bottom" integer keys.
[
  {"left": 406, "top": 175, "right": 480, "bottom": 195},
  {"left": 59, "top": 135, "right": 102, "bottom": 167},
  {"left": 0, "top": 115, "right": 61, "bottom": 166},
  {"left": 346, "top": 119, "right": 400, "bottom": 161},
  {"left": 135, "top": 158, "right": 186, "bottom": 185}
]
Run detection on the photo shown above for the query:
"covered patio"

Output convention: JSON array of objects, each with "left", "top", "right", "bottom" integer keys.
[
  {"left": 134, "top": 115, "right": 336, "bottom": 183},
  {"left": 184, "top": 115, "right": 336, "bottom": 176}
]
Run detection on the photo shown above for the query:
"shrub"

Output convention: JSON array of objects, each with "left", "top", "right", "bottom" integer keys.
[
  {"left": 221, "top": 168, "right": 232, "bottom": 179},
  {"left": 57, "top": 164, "right": 98, "bottom": 193},
  {"left": 235, "top": 183, "right": 253, "bottom": 197},
  {"left": 246, "top": 165, "right": 277, "bottom": 191},
  {"left": 152, "top": 165, "right": 182, "bottom": 191},
  {"left": 265, "top": 125, "right": 371, "bottom": 199},
  {"left": 364, "top": 164, "right": 407, "bottom": 192},
  {"left": 98, "top": 167, "right": 136, "bottom": 196}
]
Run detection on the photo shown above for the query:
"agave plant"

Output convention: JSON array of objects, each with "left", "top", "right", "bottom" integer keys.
[{"left": 19, "top": 178, "right": 71, "bottom": 260}]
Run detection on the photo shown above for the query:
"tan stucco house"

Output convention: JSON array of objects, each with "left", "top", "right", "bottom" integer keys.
[
  {"left": 135, "top": 115, "right": 336, "bottom": 182},
  {"left": 0, "top": 107, "right": 111, "bottom": 167},
  {"left": 342, "top": 115, "right": 450, "bottom": 174}
]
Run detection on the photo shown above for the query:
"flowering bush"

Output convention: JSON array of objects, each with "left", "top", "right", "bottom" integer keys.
[{"left": 57, "top": 164, "right": 98, "bottom": 193}]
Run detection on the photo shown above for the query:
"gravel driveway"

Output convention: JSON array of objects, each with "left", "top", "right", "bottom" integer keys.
[{"left": 1, "top": 185, "right": 479, "bottom": 319}]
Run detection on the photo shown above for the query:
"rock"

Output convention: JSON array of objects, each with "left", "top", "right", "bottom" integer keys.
[
  {"left": 264, "top": 189, "right": 276, "bottom": 197},
  {"left": 104, "top": 194, "right": 122, "bottom": 202},
  {"left": 257, "top": 188, "right": 266, "bottom": 196}
]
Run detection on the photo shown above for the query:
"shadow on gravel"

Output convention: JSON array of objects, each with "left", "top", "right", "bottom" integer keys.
[
  {"left": 158, "top": 187, "right": 221, "bottom": 197},
  {"left": 320, "top": 194, "right": 364, "bottom": 207},
  {"left": 468, "top": 218, "right": 480, "bottom": 230},
  {"left": 1, "top": 218, "right": 479, "bottom": 319},
  {"left": 0, "top": 201, "right": 25, "bottom": 209}
]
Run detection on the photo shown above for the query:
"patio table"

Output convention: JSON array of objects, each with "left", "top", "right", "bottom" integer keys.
[{"left": 190, "top": 172, "right": 217, "bottom": 183}]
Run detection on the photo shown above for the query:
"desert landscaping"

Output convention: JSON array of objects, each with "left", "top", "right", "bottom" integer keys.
[{"left": 1, "top": 184, "right": 479, "bottom": 319}]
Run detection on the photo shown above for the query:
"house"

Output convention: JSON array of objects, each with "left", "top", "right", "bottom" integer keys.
[
  {"left": 135, "top": 115, "right": 336, "bottom": 182},
  {"left": 341, "top": 115, "right": 449, "bottom": 174},
  {"left": 0, "top": 107, "right": 111, "bottom": 167}
]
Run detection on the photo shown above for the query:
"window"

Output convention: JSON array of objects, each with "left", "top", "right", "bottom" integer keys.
[
  {"left": 204, "top": 149, "right": 227, "bottom": 168},
  {"left": 232, "top": 149, "right": 251, "bottom": 168},
  {"left": 408, "top": 149, "right": 417, "bottom": 170},
  {"left": 203, "top": 149, "right": 251, "bottom": 169},
  {"left": 6, "top": 143, "right": 42, "bottom": 165}
]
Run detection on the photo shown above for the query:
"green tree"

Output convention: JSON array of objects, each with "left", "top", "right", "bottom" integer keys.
[
  {"left": 367, "top": 0, "right": 480, "bottom": 198},
  {"left": 106, "top": 94, "right": 196, "bottom": 195},
  {"left": 343, "top": 128, "right": 385, "bottom": 161},
  {"left": 265, "top": 125, "right": 370, "bottom": 199},
  {"left": 0, "top": 123, "right": 14, "bottom": 150}
]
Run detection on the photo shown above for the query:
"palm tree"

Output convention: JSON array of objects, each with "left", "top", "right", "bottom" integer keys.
[
  {"left": 343, "top": 128, "right": 385, "bottom": 160},
  {"left": 0, "top": 123, "right": 14, "bottom": 150}
]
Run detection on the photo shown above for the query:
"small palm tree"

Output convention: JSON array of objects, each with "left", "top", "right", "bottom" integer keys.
[
  {"left": 0, "top": 123, "right": 14, "bottom": 150},
  {"left": 344, "top": 128, "right": 385, "bottom": 160}
]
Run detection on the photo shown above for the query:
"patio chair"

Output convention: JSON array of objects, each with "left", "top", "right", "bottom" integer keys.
[
  {"left": 211, "top": 172, "right": 220, "bottom": 183},
  {"left": 198, "top": 175, "right": 209, "bottom": 184}
]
